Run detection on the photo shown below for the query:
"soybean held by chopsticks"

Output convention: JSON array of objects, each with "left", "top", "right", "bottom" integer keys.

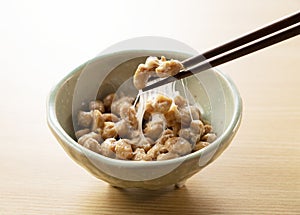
[{"left": 143, "top": 11, "right": 300, "bottom": 92}]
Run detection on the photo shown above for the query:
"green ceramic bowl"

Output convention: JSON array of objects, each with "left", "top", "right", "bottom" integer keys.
[{"left": 47, "top": 50, "right": 242, "bottom": 189}]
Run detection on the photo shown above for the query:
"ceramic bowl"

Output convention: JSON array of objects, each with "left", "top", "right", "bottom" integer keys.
[{"left": 47, "top": 50, "right": 242, "bottom": 189}]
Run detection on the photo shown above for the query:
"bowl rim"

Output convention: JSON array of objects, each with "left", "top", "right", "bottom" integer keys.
[{"left": 47, "top": 49, "right": 242, "bottom": 168}]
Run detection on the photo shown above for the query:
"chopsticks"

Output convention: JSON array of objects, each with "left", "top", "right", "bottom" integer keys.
[{"left": 143, "top": 11, "right": 300, "bottom": 92}]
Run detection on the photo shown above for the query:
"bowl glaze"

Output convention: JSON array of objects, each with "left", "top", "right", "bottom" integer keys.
[{"left": 47, "top": 50, "right": 242, "bottom": 189}]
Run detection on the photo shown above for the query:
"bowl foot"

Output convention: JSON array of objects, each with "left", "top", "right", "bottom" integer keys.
[{"left": 174, "top": 179, "right": 187, "bottom": 189}]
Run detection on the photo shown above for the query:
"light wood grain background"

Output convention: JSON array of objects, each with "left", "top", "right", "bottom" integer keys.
[{"left": 0, "top": 0, "right": 299, "bottom": 214}]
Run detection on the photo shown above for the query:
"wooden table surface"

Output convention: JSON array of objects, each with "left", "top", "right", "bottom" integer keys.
[{"left": 1, "top": 1, "right": 299, "bottom": 214}]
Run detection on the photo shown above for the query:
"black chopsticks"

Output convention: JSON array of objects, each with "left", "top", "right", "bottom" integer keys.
[{"left": 143, "top": 11, "right": 300, "bottom": 92}]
